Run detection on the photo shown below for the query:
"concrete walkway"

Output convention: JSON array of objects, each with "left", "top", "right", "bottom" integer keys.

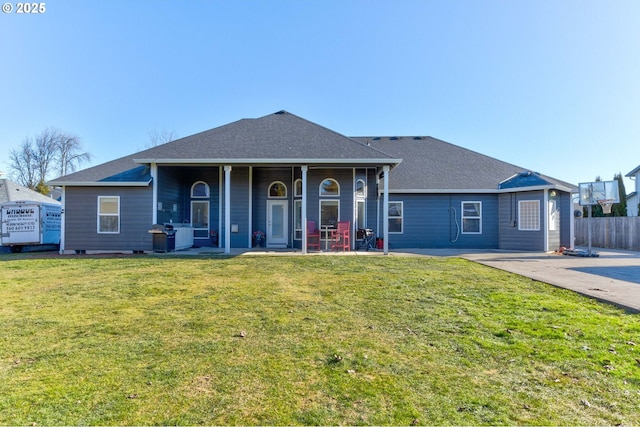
[{"left": 157, "top": 245, "right": 640, "bottom": 313}]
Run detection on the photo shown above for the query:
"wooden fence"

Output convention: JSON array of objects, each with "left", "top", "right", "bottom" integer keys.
[{"left": 575, "top": 217, "right": 640, "bottom": 251}]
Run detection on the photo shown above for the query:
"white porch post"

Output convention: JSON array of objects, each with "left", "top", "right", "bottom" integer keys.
[
  {"left": 224, "top": 165, "right": 232, "bottom": 254},
  {"left": 301, "top": 165, "right": 308, "bottom": 254},
  {"left": 151, "top": 163, "right": 158, "bottom": 225},
  {"left": 569, "top": 192, "right": 575, "bottom": 250},
  {"left": 218, "top": 167, "right": 223, "bottom": 248},
  {"left": 544, "top": 189, "right": 549, "bottom": 252},
  {"left": 248, "top": 166, "right": 253, "bottom": 248},
  {"left": 383, "top": 165, "right": 390, "bottom": 255}
]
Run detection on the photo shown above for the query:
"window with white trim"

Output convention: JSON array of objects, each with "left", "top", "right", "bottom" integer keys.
[
  {"left": 355, "top": 179, "right": 366, "bottom": 197},
  {"left": 98, "top": 196, "right": 120, "bottom": 234},
  {"left": 461, "top": 201, "right": 482, "bottom": 234},
  {"left": 519, "top": 200, "right": 540, "bottom": 231},
  {"left": 191, "top": 181, "right": 209, "bottom": 198},
  {"left": 269, "top": 181, "right": 287, "bottom": 198},
  {"left": 294, "top": 199, "right": 302, "bottom": 240},
  {"left": 549, "top": 200, "right": 558, "bottom": 231},
  {"left": 319, "top": 178, "right": 340, "bottom": 196},
  {"left": 191, "top": 200, "right": 209, "bottom": 230},
  {"left": 294, "top": 179, "right": 302, "bottom": 197},
  {"left": 388, "top": 201, "right": 403, "bottom": 233},
  {"left": 320, "top": 200, "right": 339, "bottom": 228}
]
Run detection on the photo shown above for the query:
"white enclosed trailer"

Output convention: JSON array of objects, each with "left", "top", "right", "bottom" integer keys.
[{"left": 1, "top": 201, "right": 61, "bottom": 252}]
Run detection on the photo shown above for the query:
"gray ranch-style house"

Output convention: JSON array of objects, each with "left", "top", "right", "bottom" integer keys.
[{"left": 49, "top": 111, "right": 577, "bottom": 254}]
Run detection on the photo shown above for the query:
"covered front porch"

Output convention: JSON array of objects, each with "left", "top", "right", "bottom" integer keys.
[{"left": 150, "top": 163, "right": 393, "bottom": 254}]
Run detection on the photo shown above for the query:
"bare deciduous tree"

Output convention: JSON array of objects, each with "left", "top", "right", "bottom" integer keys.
[
  {"left": 8, "top": 128, "right": 91, "bottom": 193},
  {"left": 57, "top": 132, "right": 92, "bottom": 176},
  {"left": 146, "top": 127, "right": 177, "bottom": 148},
  {"left": 9, "top": 139, "right": 39, "bottom": 189}
]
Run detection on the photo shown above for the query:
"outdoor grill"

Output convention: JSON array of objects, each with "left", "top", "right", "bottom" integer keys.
[
  {"left": 148, "top": 223, "right": 176, "bottom": 252},
  {"left": 356, "top": 228, "right": 375, "bottom": 251}
]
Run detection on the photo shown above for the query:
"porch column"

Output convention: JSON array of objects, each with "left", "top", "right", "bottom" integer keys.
[
  {"left": 301, "top": 165, "right": 308, "bottom": 254},
  {"left": 224, "top": 165, "right": 232, "bottom": 254},
  {"left": 151, "top": 163, "right": 158, "bottom": 225},
  {"left": 383, "top": 165, "right": 390, "bottom": 255},
  {"left": 543, "top": 189, "right": 549, "bottom": 252},
  {"left": 248, "top": 166, "right": 253, "bottom": 248},
  {"left": 569, "top": 193, "right": 575, "bottom": 250}
]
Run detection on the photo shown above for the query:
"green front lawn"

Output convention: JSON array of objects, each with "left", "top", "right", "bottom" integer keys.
[{"left": 0, "top": 255, "right": 638, "bottom": 425}]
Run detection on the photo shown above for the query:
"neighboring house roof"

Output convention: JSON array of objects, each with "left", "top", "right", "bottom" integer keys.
[
  {"left": 626, "top": 165, "right": 640, "bottom": 177},
  {"left": 49, "top": 111, "right": 400, "bottom": 186},
  {"left": 0, "top": 177, "right": 61, "bottom": 205},
  {"left": 355, "top": 136, "right": 576, "bottom": 192}
]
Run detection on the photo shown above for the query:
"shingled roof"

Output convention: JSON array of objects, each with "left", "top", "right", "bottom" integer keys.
[
  {"left": 50, "top": 111, "right": 400, "bottom": 185},
  {"left": 0, "top": 176, "right": 61, "bottom": 204},
  {"left": 49, "top": 111, "right": 575, "bottom": 192},
  {"left": 353, "top": 136, "right": 576, "bottom": 192}
]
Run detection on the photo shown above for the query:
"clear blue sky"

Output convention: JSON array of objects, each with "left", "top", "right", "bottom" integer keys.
[{"left": 1, "top": 0, "right": 639, "bottom": 191}]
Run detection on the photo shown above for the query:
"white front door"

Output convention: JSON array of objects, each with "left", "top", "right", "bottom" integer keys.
[{"left": 267, "top": 200, "right": 288, "bottom": 247}]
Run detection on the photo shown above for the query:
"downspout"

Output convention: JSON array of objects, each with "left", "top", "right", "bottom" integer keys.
[
  {"left": 59, "top": 186, "right": 66, "bottom": 254},
  {"left": 151, "top": 163, "right": 158, "bottom": 225},
  {"left": 301, "top": 165, "right": 308, "bottom": 254},
  {"left": 224, "top": 165, "right": 232, "bottom": 254}
]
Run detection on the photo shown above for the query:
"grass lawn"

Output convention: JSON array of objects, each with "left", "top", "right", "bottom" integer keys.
[{"left": 0, "top": 254, "right": 639, "bottom": 425}]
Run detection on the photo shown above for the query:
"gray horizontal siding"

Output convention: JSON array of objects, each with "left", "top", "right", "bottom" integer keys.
[
  {"left": 64, "top": 186, "right": 153, "bottom": 251},
  {"left": 229, "top": 167, "right": 250, "bottom": 248},
  {"left": 498, "top": 191, "right": 545, "bottom": 251},
  {"left": 386, "top": 194, "right": 500, "bottom": 249}
]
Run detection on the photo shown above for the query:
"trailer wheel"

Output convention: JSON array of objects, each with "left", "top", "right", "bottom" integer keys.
[{"left": 10, "top": 246, "right": 23, "bottom": 253}]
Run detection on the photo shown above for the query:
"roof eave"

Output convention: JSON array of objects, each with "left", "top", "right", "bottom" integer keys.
[
  {"left": 133, "top": 158, "right": 401, "bottom": 165},
  {"left": 48, "top": 180, "right": 152, "bottom": 187},
  {"left": 626, "top": 165, "right": 640, "bottom": 177},
  {"left": 385, "top": 183, "right": 573, "bottom": 194}
]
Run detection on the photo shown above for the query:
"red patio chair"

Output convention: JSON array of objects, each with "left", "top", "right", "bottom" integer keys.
[
  {"left": 307, "top": 220, "right": 321, "bottom": 251},
  {"left": 331, "top": 221, "right": 351, "bottom": 251}
]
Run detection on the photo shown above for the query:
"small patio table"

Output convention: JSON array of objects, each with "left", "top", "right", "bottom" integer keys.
[{"left": 321, "top": 225, "right": 335, "bottom": 251}]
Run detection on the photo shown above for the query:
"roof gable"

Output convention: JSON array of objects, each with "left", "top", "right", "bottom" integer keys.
[
  {"left": 499, "top": 171, "right": 552, "bottom": 189},
  {"left": 50, "top": 111, "right": 399, "bottom": 185},
  {"left": 134, "top": 111, "right": 397, "bottom": 162},
  {"left": 626, "top": 164, "right": 640, "bottom": 177}
]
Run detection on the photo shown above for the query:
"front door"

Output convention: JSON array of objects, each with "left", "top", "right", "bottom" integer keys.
[{"left": 267, "top": 200, "right": 288, "bottom": 247}]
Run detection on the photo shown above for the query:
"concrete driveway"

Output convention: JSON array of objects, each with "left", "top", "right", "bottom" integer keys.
[{"left": 398, "top": 247, "right": 640, "bottom": 313}]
